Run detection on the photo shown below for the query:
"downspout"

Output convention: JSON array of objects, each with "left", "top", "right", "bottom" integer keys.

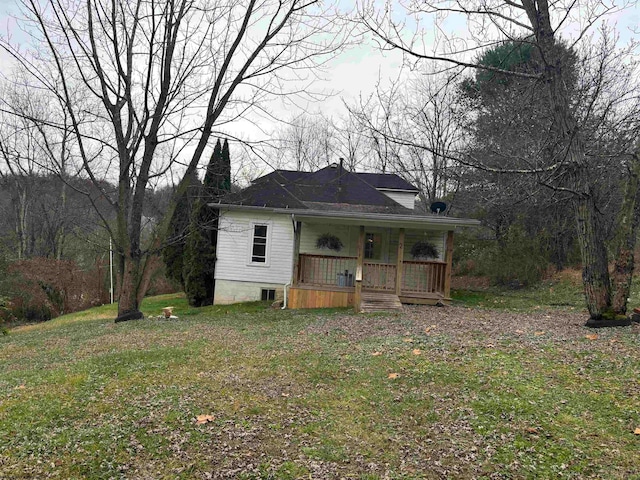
[
  {"left": 282, "top": 213, "right": 297, "bottom": 309},
  {"left": 282, "top": 282, "right": 290, "bottom": 310}
]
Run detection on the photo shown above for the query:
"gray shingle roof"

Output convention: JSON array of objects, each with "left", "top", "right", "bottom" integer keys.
[{"left": 221, "top": 165, "right": 415, "bottom": 214}]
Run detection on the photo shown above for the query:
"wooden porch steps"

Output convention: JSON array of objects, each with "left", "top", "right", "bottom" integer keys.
[{"left": 360, "top": 291, "right": 403, "bottom": 313}]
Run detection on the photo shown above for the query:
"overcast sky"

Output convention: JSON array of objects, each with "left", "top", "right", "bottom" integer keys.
[{"left": 1, "top": 0, "right": 638, "bottom": 175}]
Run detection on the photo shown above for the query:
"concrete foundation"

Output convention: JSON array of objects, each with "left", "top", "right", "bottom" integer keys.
[{"left": 214, "top": 279, "right": 285, "bottom": 305}]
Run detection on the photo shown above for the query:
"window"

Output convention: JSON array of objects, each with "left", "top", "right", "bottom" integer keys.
[
  {"left": 251, "top": 224, "right": 268, "bottom": 264},
  {"left": 364, "top": 232, "right": 380, "bottom": 259},
  {"left": 261, "top": 289, "right": 276, "bottom": 301}
]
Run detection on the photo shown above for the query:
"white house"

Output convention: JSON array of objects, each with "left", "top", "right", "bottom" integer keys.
[{"left": 210, "top": 164, "right": 479, "bottom": 311}]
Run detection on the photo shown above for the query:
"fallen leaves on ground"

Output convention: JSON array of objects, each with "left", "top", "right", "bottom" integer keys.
[
  {"left": 412, "top": 349, "right": 422, "bottom": 355},
  {"left": 534, "top": 331, "right": 546, "bottom": 336},
  {"left": 371, "top": 351, "right": 382, "bottom": 356},
  {"left": 388, "top": 373, "right": 399, "bottom": 379},
  {"left": 195, "top": 414, "right": 215, "bottom": 425},
  {"left": 585, "top": 333, "right": 598, "bottom": 340}
]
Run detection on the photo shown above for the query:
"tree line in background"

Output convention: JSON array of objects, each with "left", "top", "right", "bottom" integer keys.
[
  {"left": 1, "top": 0, "right": 639, "bottom": 326},
  {"left": 0, "top": 132, "right": 232, "bottom": 323}
]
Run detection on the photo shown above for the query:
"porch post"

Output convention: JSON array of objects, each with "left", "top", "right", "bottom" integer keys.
[
  {"left": 354, "top": 225, "right": 365, "bottom": 312},
  {"left": 292, "top": 221, "right": 301, "bottom": 285},
  {"left": 395, "top": 228, "right": 405, "bottom": 297},
  {"left": 444, "top": 230, "right": 454, "bottom": 299}
]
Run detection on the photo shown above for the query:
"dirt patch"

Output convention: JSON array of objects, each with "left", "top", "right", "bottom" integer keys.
[{"left": 305, "top": 305, "right": 640, "bottom": 347}]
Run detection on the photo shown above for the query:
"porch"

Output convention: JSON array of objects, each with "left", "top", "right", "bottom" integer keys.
[{"left": 288, "top": 225, "right": 454, "bottom": 311}]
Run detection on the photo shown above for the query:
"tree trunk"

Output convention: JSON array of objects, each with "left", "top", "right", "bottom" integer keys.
[
  {"left": 528, "top": 13, "right": 617, "bottom": 323},
  {"left": 115, "top": 249, "right": 144, "bottom": 322},
  {"left": 611, "top": 153, "right": 640, "bottom": 315},
  {"left": 573, "top": 194, "right": 611, "bottom": 319},
  {"left": 55, "top": 180, "right": 67, "bottom": 261},
  {"left": 136, "top": 253, "right": 161, "bottom": 307},
  {"left": 16, "top": 186, "right": 28, "bottom": 260}
]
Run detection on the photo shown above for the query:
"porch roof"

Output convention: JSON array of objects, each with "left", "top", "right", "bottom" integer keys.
[{"left": 210, "top": 203, "right": 481, "bottom": 230}]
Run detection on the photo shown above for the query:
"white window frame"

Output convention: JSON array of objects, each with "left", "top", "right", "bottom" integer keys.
[{"left": 248, "top": 221, "right": 272, "bottom": 267}]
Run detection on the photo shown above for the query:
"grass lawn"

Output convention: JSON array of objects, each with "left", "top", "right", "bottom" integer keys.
[{"left": 1, "top": 281, "right": 640, "bottom": 479}]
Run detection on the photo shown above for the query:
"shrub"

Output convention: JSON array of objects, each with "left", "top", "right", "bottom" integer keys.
[
  {"left": 480, "top": 223, "right": 548, "bottom": 287},
  {"left": 453, "top": 223, "right": 549, "bottom": 287},
  {"left": 6, "top": 258, "right": 111, "bottom": 323}
]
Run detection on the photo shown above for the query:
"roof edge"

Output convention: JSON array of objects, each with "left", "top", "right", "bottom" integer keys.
[{"left": 209, "top": 203, "right": 481, "bottom": 227}]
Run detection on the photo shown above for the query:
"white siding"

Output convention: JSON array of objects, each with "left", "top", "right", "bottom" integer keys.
[
  {"left": 215, "top": 210, "right": 294, "bottom": 285},
  {"left": 380, "top": 190, "right": 416, "bottom": 210}
]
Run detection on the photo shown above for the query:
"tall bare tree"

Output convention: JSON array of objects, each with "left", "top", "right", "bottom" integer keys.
[
  {"left": 349, "top": 69, "right": 464, "bottom": 208},
  {"left": 359, "top": 0, "right": 640, "bottom": 323},
  {"left": 2, "top": 0, "right": 346, "bottom": 321}
]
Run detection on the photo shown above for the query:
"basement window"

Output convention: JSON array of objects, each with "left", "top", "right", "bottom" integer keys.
[{"left": 261, "top": 289, "right": 276, "bottom": 301}]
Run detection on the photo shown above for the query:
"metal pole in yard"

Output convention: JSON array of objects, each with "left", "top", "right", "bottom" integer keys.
[{"left": 109, "top": 237, "right": 114, "bottom": 304}]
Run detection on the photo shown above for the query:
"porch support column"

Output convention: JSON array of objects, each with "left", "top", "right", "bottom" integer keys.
[
  {"left": 354, "top": 225, "right": 365, "bottom": 312},
  {"left": 395, "top": 228, "right": 405, "bottom": 297},
  {"left": 444, "top": 230, "right": 454, "bottom": 299},
  {"left": 292, "top": 221, "right": 301, "bottom": 285}
]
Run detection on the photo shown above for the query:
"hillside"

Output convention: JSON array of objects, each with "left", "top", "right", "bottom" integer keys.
[{"left": 1, "top": 291, "right": 639, "bottom": 479}]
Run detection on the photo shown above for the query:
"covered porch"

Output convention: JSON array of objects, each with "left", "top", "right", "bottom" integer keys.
[{"left": 288, "top": 219, "right": 455, "bottom": 311}]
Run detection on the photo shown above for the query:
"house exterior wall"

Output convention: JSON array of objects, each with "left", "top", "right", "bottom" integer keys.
[
  {"left": 379, "top": 190, "right": 416, "bottom": 210},
  {"left": 214, "top": 210, "right": 294, "bottom": 304}
]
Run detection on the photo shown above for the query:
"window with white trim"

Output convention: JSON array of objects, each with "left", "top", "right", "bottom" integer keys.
[{"left": 251, "top": 224, "right": 269, "bottom": 264}]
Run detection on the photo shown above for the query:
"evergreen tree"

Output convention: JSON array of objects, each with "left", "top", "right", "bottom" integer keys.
[
  {"left": 179, "top": 138, "right": 232, "bottom": 306},
  {"left": 161, "top": 169, "right": 201, "bottom": 288},
  {"left": 204, "top": 139, "right": 223, "bottom": 191},
  {"left": 221, "top": 139, "right": 231, "bottom": 192},
  {"left": 203, "top": 138, "right": 231, "bottom": 198},
  {"left": 182, "top": 198, "right": 216, "bottom": 307}
]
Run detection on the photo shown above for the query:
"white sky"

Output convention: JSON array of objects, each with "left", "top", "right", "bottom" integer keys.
[{"left": 1, "top": 0, "right": 638, "bottom": 176}]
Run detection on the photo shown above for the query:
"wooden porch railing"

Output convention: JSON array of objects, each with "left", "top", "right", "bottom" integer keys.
[
  {"left": 401, "top": 260, "right": 447, "bottom": 295},
  {"left": 298, "top": 254, "right": 357, "bottom": 287},
  {"left": 297, "top": 254, "right": 447, "bottom": 297},
  {"left": 363, "top": 262, "right": 396, "bottom": 291}
]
